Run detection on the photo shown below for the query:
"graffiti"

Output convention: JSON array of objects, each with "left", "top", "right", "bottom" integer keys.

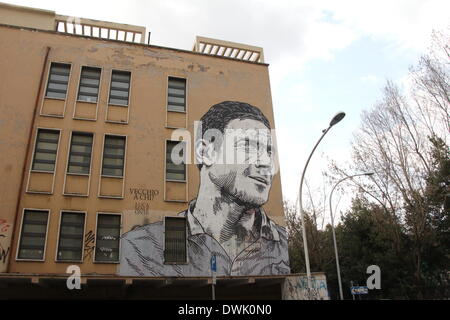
[
  {"left": 0, "top": 219, "right": 11, "bottom": 233},
  {"left": 119, "top": 101, "right": 290, "bottom": 277},
  {"left": 283, "top": 274, "right": 330, "bottom": 300},
  {"left": 0, "top": 219, "right": 12, "bottom": 268},
  {"left": 129, "top": 188, "right": 159, "bottom": 201},
  {"left": 134, "top": 202, "right": 150, "bottom": 215},
  {"left": 0, "top": 244, "right": 9, "bottom": 264},
  {"left": 83, "top": 230, "right": 95, "bottom": 260},
  {"left": 130, "top": 188, "right": 159, "bottom": 216}
]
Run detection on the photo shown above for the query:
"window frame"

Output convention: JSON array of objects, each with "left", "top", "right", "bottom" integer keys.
[
  {"left": 30, "top": 128, "right": 61, "bottom": 174},
  {"left": 163, "top": 216, "right": 188, "bottom": 265},
  {"left": 65, "top": 131, "right": 95, "bottom": 176},
  {"left": 100, "top": 134, "right": 127, "bottom": 179},
  {"left": 107, "top": 69, "right": 132, "bottom": 107},
  {"left": 15, "top": 208, "right": 51, "bottom": 262},
  {"left": 93, "top": 212, "right": 122, "bottom": 264},
  {"left": 165, "top": 140, "right": 187, "bottom": 182},
  {"left": 55, "top": 210, "right": 87, "bottom": 263},
  {"left": 166, "top": 76, "right": 187, "bottom": 113},
  {"left": 76, "top": 65, "right": 102, "bottom": 104},
  {"left": 44, "top": 62, "right": 72, "bottom": 101}
]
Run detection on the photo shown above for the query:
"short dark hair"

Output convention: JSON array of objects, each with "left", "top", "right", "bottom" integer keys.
[{"left": 196, "top": 101, "right": 271, "bottom": 169}]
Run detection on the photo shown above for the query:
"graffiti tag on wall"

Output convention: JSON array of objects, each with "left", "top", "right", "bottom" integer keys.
[
  {"left": 129, "top": 188, "right": 159, "bottom": 215},
  {"left": 0, "top": 219, "right": 12, "bottom": 271},
  {"left": 83, "top": 230, "right": 95, "bottom": 260},
  {"left": 283, "top": 274, "right": 330, "bottom": 300}
]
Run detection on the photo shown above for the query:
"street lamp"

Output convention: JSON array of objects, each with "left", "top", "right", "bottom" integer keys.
[
  {"left": 329, "top": 172, "right": 374, "bottom": 300},
  {"left": 299, "top": 112, "right": 346, "bottom": 292}
]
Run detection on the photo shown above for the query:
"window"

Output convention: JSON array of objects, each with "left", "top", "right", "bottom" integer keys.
[
  {"left": 102, "top": 135, "right": 126, "bottom": 177},
  {"left": 164, "top": 217, "right": 187, "bottom": 263},
  {"left": 45, "top": 62, "right": 71, "bottom": 99},
  {"left": 77, "top": 66, "right": 101, "bottom": 103},
  {"left": 17, "top": 210, "right": 49, "bottom": 260},
  {"left": 56, "top": 211, "right": 85, "bottom": 261},
  {"left": 166, "top": 141, "right": 186, "bottom": 181},
  {"left": 167, "top": 77, "right": 186, "bottom": 112},
  {"left": 32, "top": 129, "right": 60, "bottom": 172},
  {"left": 95, "top": 214, "right": 121, "bottom": 262},
  {"left": 67, "top": 132, "right": 93, "bottom": 174},
  {"left": 109, "top": 70, "right": 131, "bottom": 106}
]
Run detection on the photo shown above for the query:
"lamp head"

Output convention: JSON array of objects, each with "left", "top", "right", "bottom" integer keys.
[{"left": 329, "top": 112, "right": 346, "bottom": 127}]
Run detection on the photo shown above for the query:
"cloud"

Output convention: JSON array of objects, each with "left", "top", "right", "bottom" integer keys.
[{"left": 360, "top": 74, "right": 380, "bottom": 84}]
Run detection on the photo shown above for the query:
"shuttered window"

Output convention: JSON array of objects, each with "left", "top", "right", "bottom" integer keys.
[
  {"left": 77, "top": 66, "right": 101, "bottom": 103},
  {"left": 167, "top": 77, "right": 186, "bottom": 112},
  {"left": 109, "top": 70, "right": 131, "bottom": 106},
  {"left": 32, "top": 129, "right": 60, "bottom": 172},
  {"left": 164, "top": 217, "right": 187, "bottom": 263},
  {"left": 56, "top": 211, "right": 85, "bottom": 261},
  {"left": 45, "top": 62, "right": 71, "bottom": 99},
  {"left": 95, "top": 214, "right": 121, "bottom": 262},
  {"left": 67, "top": 132, "right": 93, "bottom": 174},
  {"left": 166, "top": 141, "right": 186, "bottom": 181},
  {"left": 17, "top": 210, "right": 49, "bottom": 260},
  {"left": 102, "top": 135, "right": 126, "bottom": 177}
]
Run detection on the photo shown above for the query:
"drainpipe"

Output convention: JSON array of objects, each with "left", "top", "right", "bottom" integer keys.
[{"left": 7, "top": 46, "right": 51, "bottom": 273}]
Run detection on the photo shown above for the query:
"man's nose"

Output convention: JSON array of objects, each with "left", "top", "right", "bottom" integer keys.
[{"left": 255, "top": 149, "right": 272, "bottom": 168}]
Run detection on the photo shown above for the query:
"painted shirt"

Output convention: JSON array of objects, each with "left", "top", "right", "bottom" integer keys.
[{"left": 118, "top": 200, "right": 291, "bottom": 277}]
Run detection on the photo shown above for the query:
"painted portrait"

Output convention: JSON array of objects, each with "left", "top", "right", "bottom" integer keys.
[{"left": 119, "top": 101, "right": 290, "bottom": 276}]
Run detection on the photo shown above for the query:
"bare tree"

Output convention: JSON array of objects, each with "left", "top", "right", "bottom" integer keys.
[{"left": 330, "top": 30, "right": 450, "bottom": 293}]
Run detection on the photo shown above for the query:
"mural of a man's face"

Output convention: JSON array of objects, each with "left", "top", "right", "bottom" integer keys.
[{"left": 206, "top": 118, "right": 274, "bottom": 207}]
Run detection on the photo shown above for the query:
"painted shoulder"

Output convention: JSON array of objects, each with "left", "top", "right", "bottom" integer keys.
[{"left": 121, "top": 220, "right": 164, "bottom": 243}]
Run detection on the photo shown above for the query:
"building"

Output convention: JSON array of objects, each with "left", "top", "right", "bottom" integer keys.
[{"left": 0, "top": 2, "right": 329, "bottom": 299}]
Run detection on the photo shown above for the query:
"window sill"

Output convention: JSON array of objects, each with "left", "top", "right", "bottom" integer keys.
[
  {"left": 93, "top": 260, "right": 120, "bottom": 264},
  {"left": 63, "top": 193, "right": 89, "bottom": 198},
  {"left": 66, "top": 172, "right": 90, "bottom": 177},
  {"left": 44, "top": 96, "right": 67, "bottom": 101},
  {"left": 164, "top": 199, "right": 188, "bottom": 203},
  {"left": 16, "top": 258, "right": 45, "bottom": 262},
  {"left": 76, "top": 99, "right": 98, "bottom": 104},
  {"left": 98, "top": 195, "right": 124, "bottom": 200},
  {"left": 101, "top": 175, "right": 124, "bottom": 179},
  {"left": 164, "top": 262, "right": 188, "bottom": 265},
  {"left": 167, "top": 109, "right": 187, "bottom": 114},
  {"left": 55, "top": 260, "right": 83, "bottom": 263},
  {"left": 30, "top": 170, "right": 55, "bottom": 174},
  {"left": 108, "top": 103, "right": 129, "bottom": 108},
  {"left": 165, "top": 179, "right": 187, "bottom": 183}
]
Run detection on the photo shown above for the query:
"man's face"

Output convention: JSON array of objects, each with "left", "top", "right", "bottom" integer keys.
[{"left": 207, "top": 119, "right": 275, "bottom": 207}]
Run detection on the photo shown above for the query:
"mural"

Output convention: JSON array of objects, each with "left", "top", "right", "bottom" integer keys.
[
  {"left": 282, "top": 274, "right": 330, "bottom": 300},
  {"left": 119, "top": 101, "right": 290, "bottom": 277}
]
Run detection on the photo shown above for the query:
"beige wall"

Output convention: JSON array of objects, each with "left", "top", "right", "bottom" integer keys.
[
  {"left": 0, "top": 25, "right": 286, "bottom": 275},
  {"left": 0, "top": 2, "right": 55, "bottom": 31}
]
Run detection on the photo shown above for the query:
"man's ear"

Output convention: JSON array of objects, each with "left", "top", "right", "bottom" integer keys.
[{"left": 195, "top": 139, "right": 216, "bottom": 167}]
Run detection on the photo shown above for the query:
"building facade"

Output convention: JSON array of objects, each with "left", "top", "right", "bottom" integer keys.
[{"left": 0, "top": 3, "right": 329, "bottom": 299}]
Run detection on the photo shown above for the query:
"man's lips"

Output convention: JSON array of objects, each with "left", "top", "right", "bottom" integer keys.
[{"left": 248, "top": 175, "right": 270, "bottom": 185}]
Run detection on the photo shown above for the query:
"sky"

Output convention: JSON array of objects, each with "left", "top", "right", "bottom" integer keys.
[{"left": 3, "top": 0, "right": 449, "bottom": 221}]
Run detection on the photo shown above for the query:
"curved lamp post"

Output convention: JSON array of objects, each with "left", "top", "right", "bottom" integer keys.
[
  {"left": 329, "top": 172, "right": 374, "bottom": 300},
  {"left": 299, "top": 112, "right": 346, "bottom": 292}
]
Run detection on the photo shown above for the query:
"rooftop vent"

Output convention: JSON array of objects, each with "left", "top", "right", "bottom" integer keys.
[
  {"left": 55, "top": 15, "right": 146, "bottom": 43},
  {"left": 193, "top": 36, "right": 264, "bottom": 63}
]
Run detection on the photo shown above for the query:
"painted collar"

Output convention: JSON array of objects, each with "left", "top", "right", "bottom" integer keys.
[{"left": 179, "top": 199, "right": 280, "bottom": 242}]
